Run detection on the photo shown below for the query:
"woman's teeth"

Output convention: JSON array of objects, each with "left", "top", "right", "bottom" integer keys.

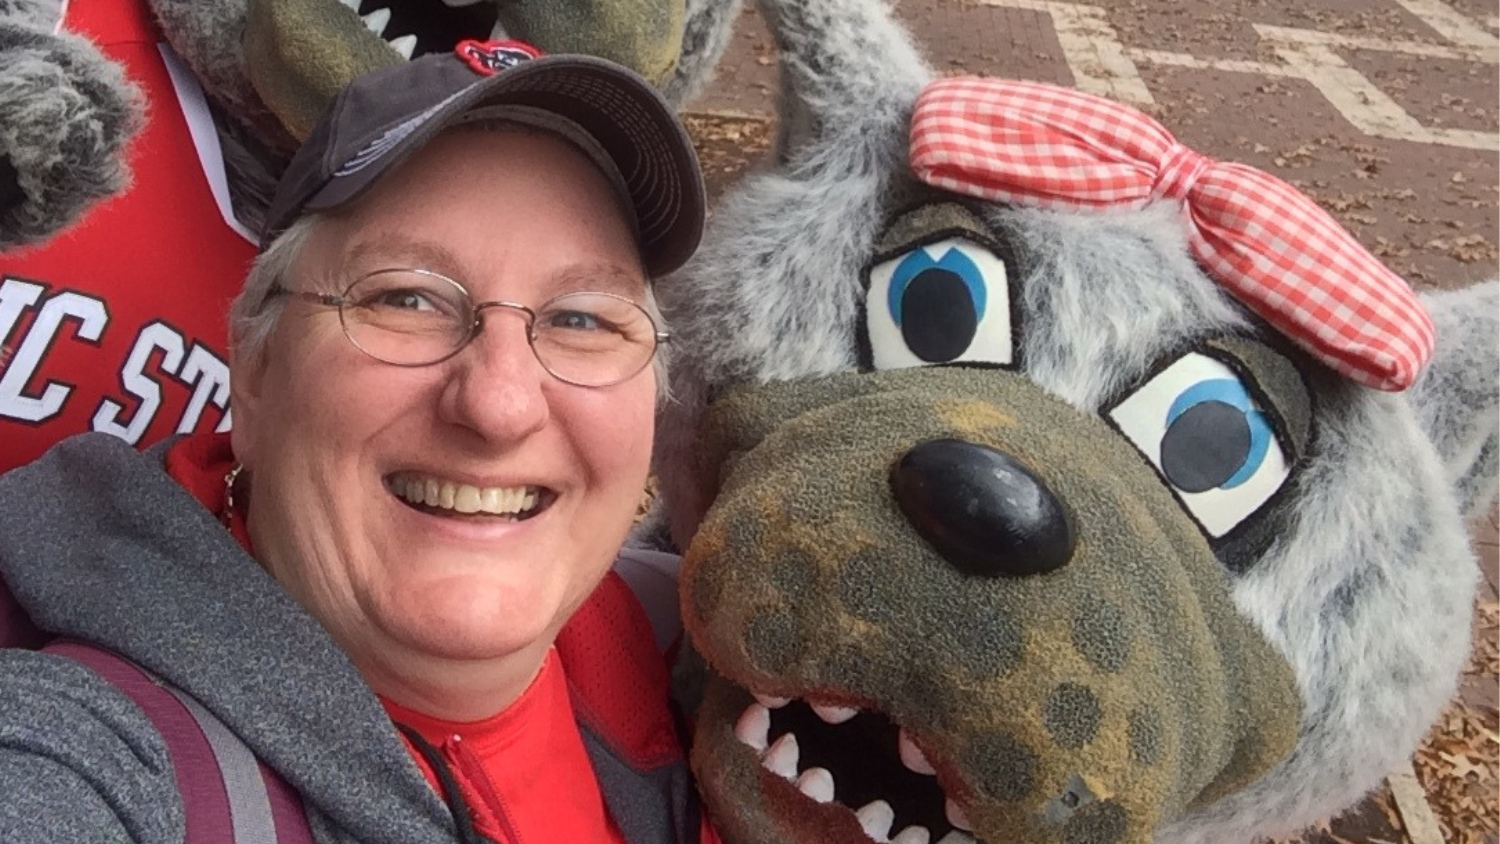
[{"left": 389, "top": 475, "right": 539, "bottom": 516}]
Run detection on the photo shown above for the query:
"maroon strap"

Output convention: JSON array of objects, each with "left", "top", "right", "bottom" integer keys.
[
  {"left": 0, "top": 585, "right": 45, "bottom": 649},
  {"left": 42, "top": 640, "right": 315, "bottom": 844},
  {"left": 263, "top": 759, "right": 319, "bottom": 844}
]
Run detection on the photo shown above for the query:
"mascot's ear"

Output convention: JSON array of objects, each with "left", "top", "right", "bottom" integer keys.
[
  {"left": 759, "top": 0, "right": 931, "bottom": 165},
  {"left": 0, "top": 0, "right": 144, "bottom": 250},
  {"left": 1408, "top": 279, "right": 1499, "bottom": 518}
]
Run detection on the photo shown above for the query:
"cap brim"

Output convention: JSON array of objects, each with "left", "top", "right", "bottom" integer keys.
[{"left": 303, "top": 56, "right": 704, "bottom": 277}]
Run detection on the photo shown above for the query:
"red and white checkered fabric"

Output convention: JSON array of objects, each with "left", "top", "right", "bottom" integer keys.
[{"left": 909, "top": 77, "right": 1435, "bottom": 391}]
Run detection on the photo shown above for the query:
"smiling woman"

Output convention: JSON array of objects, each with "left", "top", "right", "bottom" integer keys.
[{"left": 0, "top": 42, "right": 714, "bottom": 844}]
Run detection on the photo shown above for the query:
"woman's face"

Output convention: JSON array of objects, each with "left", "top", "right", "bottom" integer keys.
[{"left": 231, "top": 129, "right": 656, "bottom": 700}]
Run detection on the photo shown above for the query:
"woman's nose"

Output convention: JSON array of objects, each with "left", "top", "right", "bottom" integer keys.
[
  {"left": 438, "top": 315, "right": 551, "bottom": 440},
  {"left": 890, "top": 438, "right": 1076, "bottom": 578}
]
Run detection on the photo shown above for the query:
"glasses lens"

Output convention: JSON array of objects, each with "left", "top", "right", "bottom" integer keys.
[
  {"left": 340, "top": 271, "right": 471, "bottom": 365},
  {"left": 532, "top": 292, "right": 659, "bottom": 386}
]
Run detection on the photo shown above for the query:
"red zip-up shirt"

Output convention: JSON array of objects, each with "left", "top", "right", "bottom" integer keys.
[{"left": 383, "top": 653, "right": 628, "bottom": 844}]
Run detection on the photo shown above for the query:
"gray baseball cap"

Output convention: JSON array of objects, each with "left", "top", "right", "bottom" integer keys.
[{"left": 261, "top": 40, "right": 706, "bottom": 277}]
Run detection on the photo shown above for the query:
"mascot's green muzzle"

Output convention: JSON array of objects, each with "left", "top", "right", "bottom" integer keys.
[
  {"left": 244, "top": 0, "right": 686, "bottom": 141},
  {"left": 680, "top": 368, "right": 1302, "bottom": 844}
]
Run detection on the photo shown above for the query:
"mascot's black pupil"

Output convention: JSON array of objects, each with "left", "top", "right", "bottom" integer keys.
[
  {"left": 900, "top": 269, "right": 978, "bottom": 362},
  {"left": 1160, "top": 401, "right": 1251, "bottom": 493}
]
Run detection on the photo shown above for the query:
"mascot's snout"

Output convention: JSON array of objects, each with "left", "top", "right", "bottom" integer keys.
[{"left": 681, "top": 367, "right": 1302, "bottom": 844}]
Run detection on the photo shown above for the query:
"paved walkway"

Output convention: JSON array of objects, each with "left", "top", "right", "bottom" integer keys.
[{"left": 679, "top": 1, "right": 1498, "bottom": 841}]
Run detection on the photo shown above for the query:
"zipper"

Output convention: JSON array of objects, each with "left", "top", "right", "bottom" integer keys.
[
  {"left": 395, "top": 724, "right": 489, "bottom": 844},
  {"left": 448, "top": 733, "right": 526, "bottom": 844}
]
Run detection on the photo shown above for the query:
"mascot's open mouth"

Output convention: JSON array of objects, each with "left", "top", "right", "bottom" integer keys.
[
  {"left": 733, "top": 692, "right": 984, "bottom": 844},
  {"left": 345, "top": 0, "right": 500, "bottom": 58}
]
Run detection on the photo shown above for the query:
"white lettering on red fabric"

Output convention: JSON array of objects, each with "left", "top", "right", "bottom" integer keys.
[
  {"left": 0, "top": 278, "right": 233, "bottom": 440},
  {"left": 176, "top": 344, "right": 232, "bottom": 433},
  {"left": 0, "top": 279, "right": 108, "bottom": 423},
  {"left": 92, "top": 321, "right": 188, "bottom": 444}
]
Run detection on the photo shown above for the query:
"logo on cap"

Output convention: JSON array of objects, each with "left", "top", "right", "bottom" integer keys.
[{"left": 456, "top": 39, "right": 543, "bottom": 76}]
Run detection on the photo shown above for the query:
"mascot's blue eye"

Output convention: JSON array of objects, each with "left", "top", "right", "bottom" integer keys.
[
  {"left": 886, "top": 248, "right": 987, "bottom": 361},
  {"left": 1160, "top": 379, "right": 1275, "bottom": 492},
  {"left": 1107, "top": 353, "right": 1291, "bottom": 539},
  {"left": 864, "top": 238, "right": 1013, "bottom": 370}
]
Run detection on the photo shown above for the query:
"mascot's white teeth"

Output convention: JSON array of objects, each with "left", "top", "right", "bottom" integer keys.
[
  {"left": 754, "top": 693, "right": 858, "bottom": 723},
  {"left": 898, "top": 729, "right": 937, "bottom": 775},
  {"left": 351, "top": 5, "right": 418, "bottom": 59},
  {"left": 814, "top": 703, "right": 859, "bottom": 724},
  {"left": 733, "top": 702, "right": 772, "bottom": 751},
  {"left": 754, "top": 692, "right": 791, "bottom": 708},
  {"left": 388, "top": 34, "right": 417, "bottom": 60},
  {"left": 734, "top": 698, "right": 974, "bottom": 844},
  {"left": 794, "top": 766, "right": 835, "bottom": 803},
  {"left": 763, "top": 732, "right": 799, "bottom": 778},
  {"left": 361, "top": 8, "right": 391, "bottom": 36},
  {"left": 944, "top": 800, "right": 971, "bottom": 832}
]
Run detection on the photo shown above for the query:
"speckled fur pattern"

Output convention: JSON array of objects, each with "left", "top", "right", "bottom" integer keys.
[
  {"left": 654, "top": 0, "right": 1499, "bottom": 841},
  {"left": 0, "top": 0, "right": 143, "bottom": 249}
]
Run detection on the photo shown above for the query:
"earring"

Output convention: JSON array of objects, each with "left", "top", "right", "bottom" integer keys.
[{"left": 222, "top": 464, "right": 244, "bottom": 527}]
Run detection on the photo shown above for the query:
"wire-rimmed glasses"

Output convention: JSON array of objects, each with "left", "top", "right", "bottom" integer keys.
[{"left": 277, "top": 268, "right": 668, "bottom": 387}]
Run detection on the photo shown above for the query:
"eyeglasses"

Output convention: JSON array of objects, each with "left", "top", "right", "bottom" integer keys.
[{"left": 275, "top": 268, "right": 669, "bottom": 387}]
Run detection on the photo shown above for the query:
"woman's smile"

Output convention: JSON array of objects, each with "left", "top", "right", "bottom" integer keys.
[{"left": 386, "top": 471, "right": 550, "bottom": 520}]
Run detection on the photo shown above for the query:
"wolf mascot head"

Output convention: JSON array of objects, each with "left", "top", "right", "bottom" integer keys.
[{"left": 651, "top": 1, "right": 1499, "bottom": 842}]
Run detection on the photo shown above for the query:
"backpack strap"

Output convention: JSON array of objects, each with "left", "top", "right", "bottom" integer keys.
[{"left": 43, "top": 640, "right": 316, "bottom": 844}]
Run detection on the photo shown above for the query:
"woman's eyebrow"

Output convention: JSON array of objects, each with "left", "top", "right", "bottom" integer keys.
[
  {"left": 546, "top": 264, "right": 648, "bottom": 299},
  {"left": 343, "top": 236, "right": 467, "bottom": 277}
]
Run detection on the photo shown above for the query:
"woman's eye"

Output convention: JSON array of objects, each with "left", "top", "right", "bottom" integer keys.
[
  {"left": 369, "top": 289, "right": 440, "bottom": 312},
  {"left": 545, "top": 310, "right": 604, "bottom": 331},
  {"left": 1107, "top": 352, "right": 1290, "bottom": 538},
  {"left": 864, "top": 237, "right": 1014, "bottom": 370}
]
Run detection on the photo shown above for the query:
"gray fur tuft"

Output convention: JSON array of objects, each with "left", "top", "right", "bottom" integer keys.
[
  {"left": 662, "top": 0, "right": 745, "bottom": 107},
  {"left": 0, "top": 0, "right": 58, "bottom": 30},
  {"left": 1409, "top": 280, "right": 1499, "bottom": 517},
  {"left": 0, "top": 13, "right": 143, "bottom": 249}
]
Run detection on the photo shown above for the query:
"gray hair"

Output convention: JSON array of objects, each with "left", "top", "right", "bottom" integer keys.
[{"left": 228, "top": 213, "right": 673, "bottom": 400}]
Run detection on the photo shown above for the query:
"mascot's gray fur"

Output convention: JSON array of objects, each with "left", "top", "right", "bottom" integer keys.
[
  {"left": 0, "top": 0, "right": 743, "bottom": 251},
  {"left": 652, "top": 0, "right": 1500, "bottom": 842}
]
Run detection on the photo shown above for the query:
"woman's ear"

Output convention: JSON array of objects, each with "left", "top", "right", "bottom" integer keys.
[{"left": 228, "top": 343, "right": 269, "bottom": 469}]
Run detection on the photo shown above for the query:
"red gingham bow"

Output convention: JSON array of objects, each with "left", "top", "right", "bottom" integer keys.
[{"left": 909, "top": 77, "right": 1434, "bottom": 391}]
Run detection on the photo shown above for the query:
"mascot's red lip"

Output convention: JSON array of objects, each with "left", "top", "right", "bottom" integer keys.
[{"left": 723, "top": 685, "right": 984, "bottom": 844}]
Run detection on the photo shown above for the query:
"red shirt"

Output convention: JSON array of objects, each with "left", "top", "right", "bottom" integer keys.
[
  {"left": 384, "top": 653, "right": 628, "bottom": 844},
  {"left": 0, "top": 0, "right": 255, "bottom": 473}
]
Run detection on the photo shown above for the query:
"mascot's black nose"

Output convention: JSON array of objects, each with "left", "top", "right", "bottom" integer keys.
[{"left": 891, "top": 438, "right": 1075, "bottom": 578}]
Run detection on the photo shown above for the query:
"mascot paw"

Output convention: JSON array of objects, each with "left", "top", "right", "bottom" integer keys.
[{"left": 0, "top": 21, "right": 143, "bottom": 250}]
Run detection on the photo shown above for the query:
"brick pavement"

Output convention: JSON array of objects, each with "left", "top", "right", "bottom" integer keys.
[{"left": 679, "top": 1, "right": 1499, "bottom": 841}]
